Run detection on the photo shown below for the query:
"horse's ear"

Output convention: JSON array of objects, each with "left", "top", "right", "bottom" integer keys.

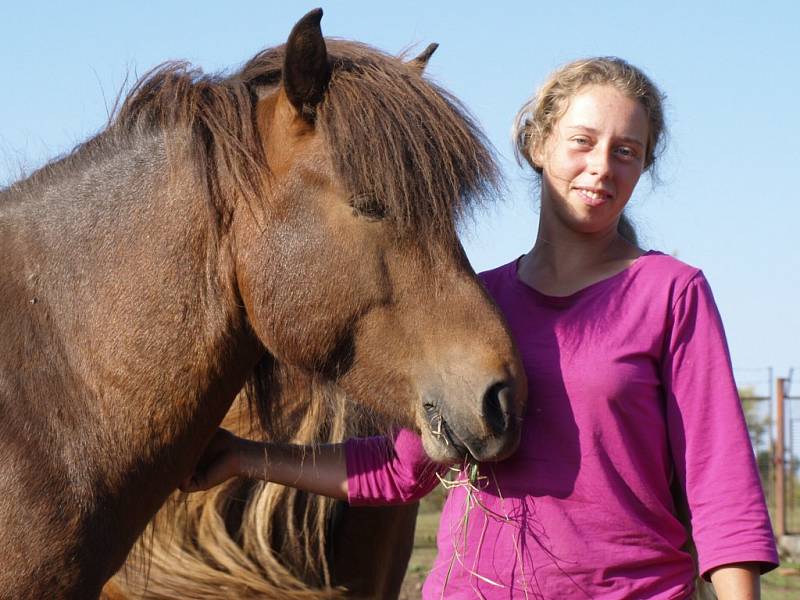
[
  {"left": 283, "top": 8, "right": 331, "bottom": 121},
  {"left": 407, "top": 43, "right": 439, "bottom": 74}
]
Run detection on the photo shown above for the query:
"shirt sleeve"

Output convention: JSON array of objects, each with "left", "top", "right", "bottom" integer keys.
[
  {"left": 662, "top": 272, "right": 779, "bottom": 578},
  {"left": 344, "top": 428, "right": 443, "bottom": 506}
]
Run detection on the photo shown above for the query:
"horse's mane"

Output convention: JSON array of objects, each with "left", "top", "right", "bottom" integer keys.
[
  {"left": 110, "top": 38, "right": 502, "bottom": 244},
  {"left": 241, "top": 40, "right": 502, "bottom": 247},
  {"left": 7, "top": 38, "right": 501, "bottom": 248}
]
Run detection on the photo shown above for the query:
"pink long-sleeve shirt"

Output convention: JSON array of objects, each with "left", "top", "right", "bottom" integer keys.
[{"left": 345, "top": 251, "right": 778, "bottom": 599}]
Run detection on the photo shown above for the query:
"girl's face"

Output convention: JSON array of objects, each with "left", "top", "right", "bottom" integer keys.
[{"left": 534, "top": 85, "right": 649, "bottom": 236}]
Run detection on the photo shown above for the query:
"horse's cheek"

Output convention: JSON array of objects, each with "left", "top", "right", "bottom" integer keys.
[{"left": 234, "top": 207, "right": 364, "bottom": 366}]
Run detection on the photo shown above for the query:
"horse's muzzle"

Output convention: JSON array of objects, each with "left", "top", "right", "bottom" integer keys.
[{"left": 420, "top": 378, "right": 523, "bottom": 463}]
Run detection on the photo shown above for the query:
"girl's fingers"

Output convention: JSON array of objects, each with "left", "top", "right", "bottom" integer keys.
[{"left": 180, "top": 429, "right": 242, "bottom": 493}]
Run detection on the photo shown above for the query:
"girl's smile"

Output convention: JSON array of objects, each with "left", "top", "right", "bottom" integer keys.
[{"left": 573, "top": 186, "right": 614, "bottom": 207}]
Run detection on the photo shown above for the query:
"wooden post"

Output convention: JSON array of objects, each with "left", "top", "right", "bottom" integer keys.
[{"left": 776, "top": 377, "right": 786, "bottom": 537}]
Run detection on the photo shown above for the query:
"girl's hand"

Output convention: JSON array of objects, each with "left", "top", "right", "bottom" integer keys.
[
  {"left": 179, "top": 428, "right": 245, "bottom": 493},
  {"left": 179, "top": 430, "right": 349, "bottom": 501}
]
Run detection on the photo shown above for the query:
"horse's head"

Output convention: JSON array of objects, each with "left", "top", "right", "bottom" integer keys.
[{"left": 232, "top": 9, "right": 526, "bottom": 463}]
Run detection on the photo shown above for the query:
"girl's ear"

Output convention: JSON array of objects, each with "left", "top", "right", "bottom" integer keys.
[{"left": 530, "top": 142, "right": 545, "bottom": 171}]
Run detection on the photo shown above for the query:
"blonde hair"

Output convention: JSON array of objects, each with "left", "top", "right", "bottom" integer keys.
[{"left": 513, "top": 57, "right": 666, "bottom": 175}]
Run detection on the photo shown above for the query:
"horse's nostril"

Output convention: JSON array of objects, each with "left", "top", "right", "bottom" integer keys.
[{"left": 482, "top": 381, "right": 514, "bottom": 436}]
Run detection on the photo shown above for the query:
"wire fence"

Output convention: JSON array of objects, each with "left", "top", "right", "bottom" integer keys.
[
  {"left": 781, "top": 369, "right": 800, "bottom": 534},
  {"left": 736, "top": 367, "right": 800, "bottom": 536}
]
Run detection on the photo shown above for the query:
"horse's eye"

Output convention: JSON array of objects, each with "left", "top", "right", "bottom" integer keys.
[{"left": 349, "top": 195, "right": 387, "bottom": 221}]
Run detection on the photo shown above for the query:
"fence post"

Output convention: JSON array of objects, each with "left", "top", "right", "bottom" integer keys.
[{"left": 776, "top": 377, "right": 786, "bottom": 537}]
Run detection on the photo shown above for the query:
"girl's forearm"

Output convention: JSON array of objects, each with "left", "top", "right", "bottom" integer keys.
[
  {"left": 709, "top": 563, "right": 760, "bottom": 600},
  {"left": 239, "top": 440, "right": 349, "bottom": 501}
]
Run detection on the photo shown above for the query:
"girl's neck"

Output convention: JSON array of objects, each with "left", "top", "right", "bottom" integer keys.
[{"left": 520, "top": 217, "right": 643, "bottom": 297}]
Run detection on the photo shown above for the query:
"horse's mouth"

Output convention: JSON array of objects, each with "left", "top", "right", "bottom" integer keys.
[
  {"left": 423, "top": 402, "right": 470, "bottom": 457},
  {"left": 421, "top": 393, "right": 522, "bottom": 463}
]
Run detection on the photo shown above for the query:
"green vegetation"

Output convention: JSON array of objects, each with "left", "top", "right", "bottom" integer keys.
[{"left": 763, "top": 564, "right": 800, "bottom": 599}]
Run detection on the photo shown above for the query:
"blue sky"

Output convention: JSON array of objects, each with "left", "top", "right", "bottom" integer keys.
[{"left": 2, "top": 1, "right": 798, "bottom": 387}]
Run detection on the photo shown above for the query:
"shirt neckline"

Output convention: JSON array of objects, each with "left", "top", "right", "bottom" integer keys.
[{"left": 509, "top": 250, "right": 660, "bottom": 306}]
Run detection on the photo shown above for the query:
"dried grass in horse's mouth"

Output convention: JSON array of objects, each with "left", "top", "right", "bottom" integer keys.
[{"left": 435, "top": 459, "right": 532, "bottom": 599}]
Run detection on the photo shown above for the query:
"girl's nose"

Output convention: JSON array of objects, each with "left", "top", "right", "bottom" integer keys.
[{"left": 587, "top": 146, "right": 612, "bottom": 177}]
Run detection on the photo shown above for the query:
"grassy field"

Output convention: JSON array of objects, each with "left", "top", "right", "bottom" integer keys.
[
  {"left": 762, "top": 564, "right": 800, "bottom": 599},
  {"left": 398, "top": 487, "right": 800, "bottom": 599}
]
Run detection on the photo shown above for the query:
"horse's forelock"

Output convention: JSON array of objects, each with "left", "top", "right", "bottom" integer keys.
[
  {"left": 236, "top": 40, "right": 503, "bottom": 253},
  {"left": 319, "top": 41, "right": 503, "bottom": 252}
]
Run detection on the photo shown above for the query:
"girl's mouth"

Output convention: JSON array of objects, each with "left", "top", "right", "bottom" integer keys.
[{"left": 574, "top": 187, "right": 613, "bottom": 207}]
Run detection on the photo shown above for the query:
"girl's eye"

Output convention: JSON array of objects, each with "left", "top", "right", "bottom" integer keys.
[
  {"left": 615, "top": 146, "right": 638, "bottom": 159},
  {"left": 572, "top": 136, "right": 590, "bottom": 146}
]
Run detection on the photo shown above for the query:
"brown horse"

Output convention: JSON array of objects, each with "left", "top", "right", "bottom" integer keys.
[
  {"left": 0, "top": 9, "right": 526, "bottom": 599},
  {"left": 105, "top": 370, "right": 420, "bottom": 599}
]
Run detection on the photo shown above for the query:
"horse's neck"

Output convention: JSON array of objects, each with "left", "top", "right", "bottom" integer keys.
[{"left": 0, "top": 132, "right": 261, "bottom": 507}]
